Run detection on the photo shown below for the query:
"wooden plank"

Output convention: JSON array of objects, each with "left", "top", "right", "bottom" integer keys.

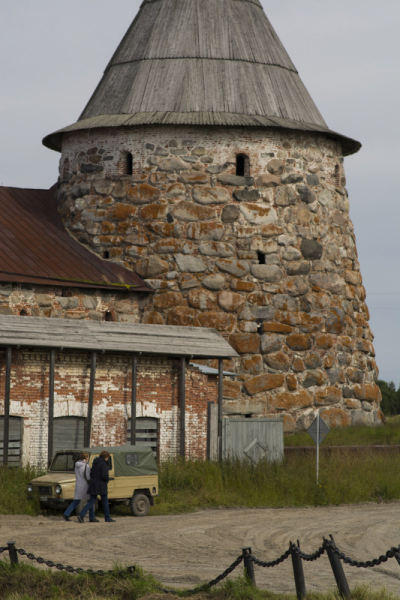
[
  {"left": 3, "top": 347, "right": 11, "bottom": 466},
  {"left": 84, "top": 352, "right": 96, "bottom": 447}
]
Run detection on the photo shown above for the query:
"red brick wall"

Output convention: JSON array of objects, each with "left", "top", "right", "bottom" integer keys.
[{"left": 0, "top": 349, "right": 217, "bottom": 466}]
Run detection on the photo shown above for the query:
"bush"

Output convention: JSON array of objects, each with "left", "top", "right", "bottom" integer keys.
[
  {"left": 378, "top": 380, "right": 400, "bottom": 416},
  {"left": 0, "top": 465, "right": 44, "bottom": 515}
]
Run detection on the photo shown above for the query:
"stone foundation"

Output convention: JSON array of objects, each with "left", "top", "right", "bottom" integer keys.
[{"left": 56, "top": 125, "right": 381, "bottom": 430}]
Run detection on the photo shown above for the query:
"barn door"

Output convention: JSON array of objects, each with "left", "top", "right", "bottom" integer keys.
[
  {"left": 0, "top": 416, "right": 23, "bottom": 466},
  {"left": 222, "top": 418, "right": 284, "bottom": 463},
  {"left": 127, "top": 417, "right": 159, "bottom": 458},
  {"left": 53, "top": 417, "right": 85, "bottom": 454}
]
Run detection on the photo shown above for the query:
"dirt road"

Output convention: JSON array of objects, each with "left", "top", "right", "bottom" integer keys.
[{"left": 1, "top": 504, "right": 400, "bottom": 594}]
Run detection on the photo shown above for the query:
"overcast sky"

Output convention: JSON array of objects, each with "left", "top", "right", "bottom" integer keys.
[{"left": 0, "top": 0, "right": 399, "bottom": 384}]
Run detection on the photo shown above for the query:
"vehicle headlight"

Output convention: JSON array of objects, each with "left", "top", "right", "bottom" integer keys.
[
  {"left": 27, "top": 484, "right": 33, "bottom": 493},
  {"left": 55, "top": 485, "right": 62, "bottom": 495}
]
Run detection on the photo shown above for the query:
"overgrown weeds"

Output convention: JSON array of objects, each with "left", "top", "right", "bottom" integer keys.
[
  {"left": 0, "top": 561, "right": 399, "bottom": 600},
  {"left": 285, "top": 418, "right": 400, "bottom": 447},
  {"left": 3, "top": 449, "right": 400, "bottom": 519},
  {"left": 0, "top": 465, "right": 44, "bottom": 515}
]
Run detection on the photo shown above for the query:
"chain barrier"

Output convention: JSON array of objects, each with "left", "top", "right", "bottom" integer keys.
[
  {"left": 324, "top": 538, "right": 400, "bottom": 569},
  {"left": 248, "top": 547, "right": 291, "bottom": 568},
  {"left": 15, "top": 547, "right": 116, "bottom": 576},
  {"left": 292, "top": 543, "right": 326, "bottom": 562},
  {"left": 4, "top": 536, "right": 400, "bottom": 597},
  {"left": 131, "top": 555, "right": 244, "bottom": 596}
]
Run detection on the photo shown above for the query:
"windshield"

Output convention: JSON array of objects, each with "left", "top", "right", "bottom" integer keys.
[{"left": 50, "top": 452, "right": 81, "bottom": 472}]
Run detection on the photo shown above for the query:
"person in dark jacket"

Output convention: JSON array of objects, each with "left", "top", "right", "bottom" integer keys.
[{"left": 78, "top": 450, "right": 115, "bottom": 523}]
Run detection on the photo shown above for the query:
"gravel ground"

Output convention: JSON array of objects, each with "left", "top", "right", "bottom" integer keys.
[{"left": 1, "top": 503, "right": 400, "bottom": 595}]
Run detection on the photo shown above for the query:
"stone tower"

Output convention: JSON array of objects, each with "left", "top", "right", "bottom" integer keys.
[{"left": 43, "top": 0, "right": 382, "bottom": 431}]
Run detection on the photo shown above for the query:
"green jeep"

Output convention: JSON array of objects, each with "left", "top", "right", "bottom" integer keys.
[{"left": 28, "top": 445, "right": 158, "bottom": 517}]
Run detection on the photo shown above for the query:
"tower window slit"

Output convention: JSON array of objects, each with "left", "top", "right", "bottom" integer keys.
[
  {"left": 334, "top": 164, "right": 341, "bottom": 185},
  {"left": 126, "top": 152, "right": 133, "bottom": 175},
  {"left": 256, "top": 251, "right": 266, "bottom": 265},
  {"left": 236, "top": 154, "right": 250, "bottom": 176}
]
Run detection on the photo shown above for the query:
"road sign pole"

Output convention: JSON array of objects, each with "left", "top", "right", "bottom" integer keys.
[{"left": 316, "top": 415, "right": 320, "bottom": 485}]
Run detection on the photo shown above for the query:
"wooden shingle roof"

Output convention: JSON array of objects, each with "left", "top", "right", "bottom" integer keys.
[
  {"left": 43, "top": 0, "right": 360, "bottom": 156},
  {"left": 0, "top": 316, "right": 238, "bottom": 358},
  {"left": 0, "top": 186, "right": 151, "bottom": 292}
]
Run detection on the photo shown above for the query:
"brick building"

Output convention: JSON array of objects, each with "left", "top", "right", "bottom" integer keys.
[{"left": 0, "top": 317, "right": 237, "bottom": 466}]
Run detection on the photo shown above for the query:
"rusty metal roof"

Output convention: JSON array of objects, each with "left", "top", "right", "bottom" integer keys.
[{"left": 0, "top": 186, "right": 151, "bottom": 292}]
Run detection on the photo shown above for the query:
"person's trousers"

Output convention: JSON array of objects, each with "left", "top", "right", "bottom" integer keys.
[
  {"left": 80, "top": 494, "right": 112, "bottom": 521},
  {"left": 64, "top": 498, "right": 95, "bottom": 520}
]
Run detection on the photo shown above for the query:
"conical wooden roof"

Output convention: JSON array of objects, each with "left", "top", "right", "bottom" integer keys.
[{"left": 43, "top": 0, "right": 360, "bottom": 155}]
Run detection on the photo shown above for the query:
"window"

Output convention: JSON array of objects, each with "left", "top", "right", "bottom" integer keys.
[
  {"left": 236, "top": 154, "right": 250, "bottom": 177},
  {"left": 103, "top": 250, "right": 110, "bottom": 259},
  {"left": 19, "top": 310, "right": 28, "bottom": 316},
  {"left": 104, "top": 311, "right": 114, "bottom": 322},
  {"left": 53, "top": 417, "right": 85, "bottom": 455},
  {"left": 256, "top": 251, "right": 266, "bottom": 265},
  {"left": 334, "top": 164, "right": 341, "bottom": 186},
  {"left": 127, "top": 417, "right": 159, "bottom": 458},
  {"left": 125, "top": 453, "right": 139, "bottom": 467},
  {"left": 121, "top": 151, "right": 133, "bottom": 175},
  {"left": 50, "top": 452, "right": 81, "bottom": 472},
  {"left": 62, "top": 158, "right": 70, "bottom": 180},
  {"left": 0, "top": 416, "right": 23, "bottom": 466}
]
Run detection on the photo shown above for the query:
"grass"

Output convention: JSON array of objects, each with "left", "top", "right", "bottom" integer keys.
[
  {"left": 0, "top": 560, "right": 399, "bottom": 600},
  {"left": 285, "top": 417, "right": 400, "bottom": 447},
  {"left": 0, "top": 464, "right": 44, "bottom": 515},
  {"left": 3, "top": 445, "right": 400, "bottom": 518}
]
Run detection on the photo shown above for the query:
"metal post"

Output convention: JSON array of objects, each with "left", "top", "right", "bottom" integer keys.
[
  {"left": 180, "top": 357, "right": 185, "bottom": 458},
  {"left": 48, "top": 348, "right": 55, "bottom": 466},
  {"left": 325, "top": 536, "right": 351, "bottom": 599},
  {"left": 291, "top": 541, "right": 306, "bottom": 600},
  {"left": 3, "top": 347, "right": 12, "bottom": 467},
  {"left": 218, "top": 358, "right": 223, "bottom": 461},
  {"left": 242, "top": 547, "right": 256, "bottom": 586},
  {"left": 7, "top": 541, "right": 18, "bottom": 565},
  {"left": 131, "top": 354, "right": 137, "bottom": 445},
  {"left": 84, "top": 351, "right": 96, "bottom": 448},
  {"left": 316, "top": 414, "right": 320, "bottom": 484}
]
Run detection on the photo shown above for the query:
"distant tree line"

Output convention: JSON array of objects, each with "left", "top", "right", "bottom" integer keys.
[{"left": 377, "top": 380, "right": 400, "bottom": 415}]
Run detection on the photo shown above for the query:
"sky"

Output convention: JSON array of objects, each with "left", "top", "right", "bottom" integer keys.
[{"left": 0, "top": 0, "right": 399, "bottom": 384}]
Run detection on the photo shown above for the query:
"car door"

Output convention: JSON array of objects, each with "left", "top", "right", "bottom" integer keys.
[{"left": 106, "top": 454, "right": 116, "bottom": 498}]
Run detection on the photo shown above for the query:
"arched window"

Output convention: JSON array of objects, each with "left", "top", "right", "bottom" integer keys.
[
  {"left": 104, "top": 311, "right": 114, "bottom": 322},
  {"left": 19, "top": 310, "right": 28, "bottom": 316},
  {"left": 236, "top": 154, "right": 250, "bottom": 177}
]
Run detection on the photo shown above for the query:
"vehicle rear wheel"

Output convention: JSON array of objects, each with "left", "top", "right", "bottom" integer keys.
[{"left": 129, "top": 494, "right": 150, "bottom": 517}]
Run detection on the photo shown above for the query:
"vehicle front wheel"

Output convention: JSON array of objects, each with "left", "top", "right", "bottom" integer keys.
[{"left": 129, "top": 494, "right": 150, "bottom": 517}]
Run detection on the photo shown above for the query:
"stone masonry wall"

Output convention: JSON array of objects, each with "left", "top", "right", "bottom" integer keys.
[
  {"left": 0, "top": 283, "right": 144, "bottom": 322},
  {"left": 0, "top": 349, "right": 215, "bottom": 466},
  {"left": 57, "top": 125, "right": 382, "bottom": 432}
]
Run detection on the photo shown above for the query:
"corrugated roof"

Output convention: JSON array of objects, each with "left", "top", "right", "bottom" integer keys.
[
  {"left": 43, "top": 0, "right": 360, "bottom": 156},
  {"left": 0, "top": 187, "right": 151, "bottom": 292},
  {"left": 0, "top": 316, "right": 238, "bottom": 358}
]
